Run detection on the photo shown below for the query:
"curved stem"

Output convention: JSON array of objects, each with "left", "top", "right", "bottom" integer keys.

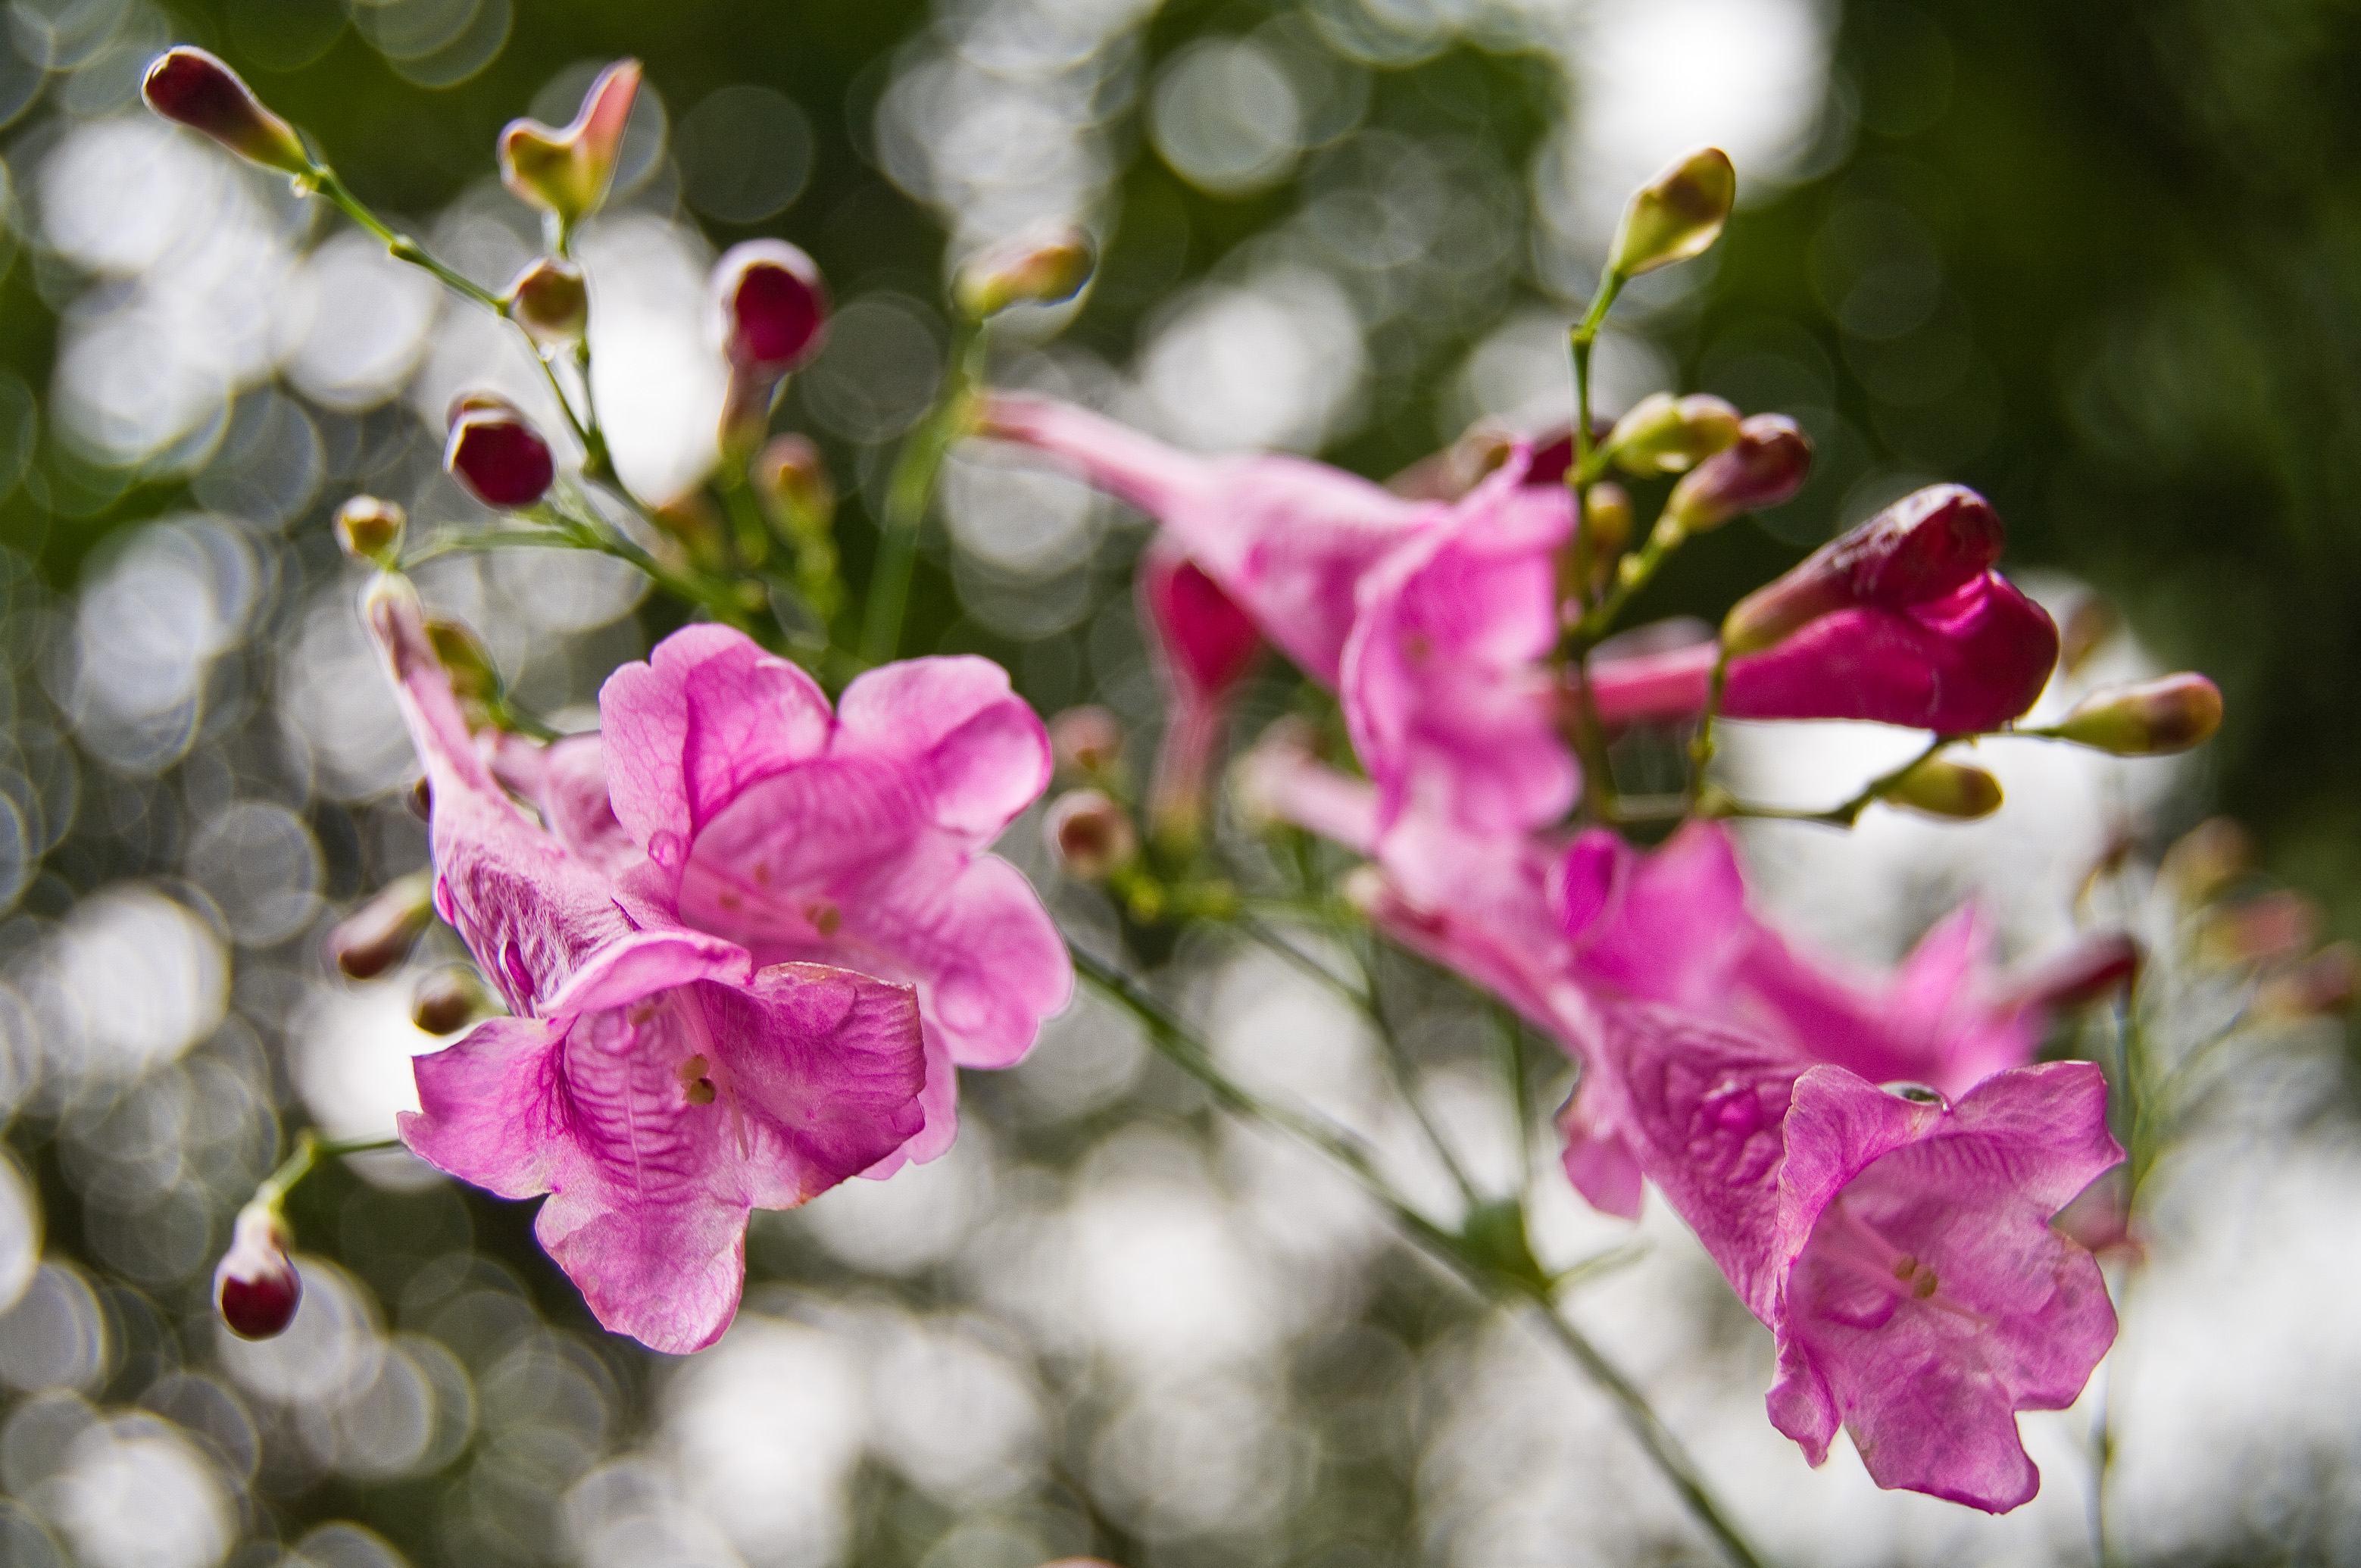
[
  {"left": 1070, "top": 940, "right": 1776, "bottom": 1568},
  {"left": 860, "top": 320, "right": 983, "bottom": 665}
]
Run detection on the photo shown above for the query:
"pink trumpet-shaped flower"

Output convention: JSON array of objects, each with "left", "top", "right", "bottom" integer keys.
[
  {"left": 979, "top": 393, "right": 1441, "bottom": 685},
  {"left": 1580, "top": 1001, "right": 2121, "bottom": 1512},
  {"left": 598, "top": 626, "right": 1072, "bottom": 1171},
  {"left": 367, "top": 578, "right": 927, "bottom": 1354},
  {"left": 1138, "top": 540, "right": 1263, "bottom": 839}
]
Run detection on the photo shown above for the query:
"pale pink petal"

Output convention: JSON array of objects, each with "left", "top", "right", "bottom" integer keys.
[
  {"left": 832, "top": 656, "right": 1051, "bottom": 842},
  {"left": 598, "top": 624, "right": 832, "bottom": 867}
]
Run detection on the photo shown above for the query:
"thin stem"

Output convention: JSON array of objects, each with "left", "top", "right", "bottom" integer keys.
[
  {"left": 1492, "top": 1004, "right": 1537, "bottom": 1182},
  {"left": 1070, "top": 941, "right": 1775, "bottom": 1568},
  {"left": 860, "top": 319, "right": 984, "bottom": 665},
  {"left": 1572, "top": 517, "right": 1687, "bottom": 649},
  {"left": 1687, "top": 646, "right": 1736, "bottom": 804},
  {"left": 1564, "top": 655, "right": 1620, "bottom": 821},
  {"left": 1355, "top": 939, "right": 1485, "bottom": 1212},
  {"left": 256, "top": 1130, "right": 404, "bottom": 1207},
  {"left": 1563, "top": 269, "right": 1624, "bottom": 620},
  {"left": 311, "top": 169, "right": 504, "bottom": 311},
  {"left": 1697, "top": 732, "right": 1954, "bottom": 830}
]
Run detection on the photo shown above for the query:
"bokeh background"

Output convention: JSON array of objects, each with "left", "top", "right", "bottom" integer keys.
[{"left": 0, "top": 0, "right": 2350, "bottom": 1564}]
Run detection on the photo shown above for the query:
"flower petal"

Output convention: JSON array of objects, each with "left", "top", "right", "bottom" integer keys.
[{"left": 832, "top": 656, "right": 1051, "bottom": 842}]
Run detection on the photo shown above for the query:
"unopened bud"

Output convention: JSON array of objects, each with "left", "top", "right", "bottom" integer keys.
[
  {"left": 2048, "top": 673, "right": 2222, "bottom": 756},
  {"left": 2160, "top": 817, "right": 2253, "bottom": 904},
  {"left": 412, "top": 966, "right": 492, "bottom": 1035},
  {"left": 333, "top": 495, "right": 406, "bottom": 567},
  {"left": 1045, "top": 789, "right": 1136, "bottom": 880},
  {"left": 1662, "top": 414, "right": 1810, "bottom": 534},
  {"left": 1721, "top": 484, "right": 2005, "bottom": 655},
  {"left": 423, "top": 618, "right": 500, "bottom": 704},
  {"left": 1881, "top": 755, "right": 2003, "bottom": 820},
  {"left": 503, "top": 256, "right": 589, "bottom": 346},
  {"left": 752, "top": 434, "right": 835, "bottom": 532},
  {"left": 717, "top": 239, "right": 829, "bottom": 375},
  {"left": 954, "top": 222, "right": 1096, "bottom": 317},
  {"left": 142, "top": 47, "right": 311, "bottom": 176},
  {"left": 214, "top": 1201, "right": 301, "bottom": 1340},
  {"left": 325, "top": 870, "right": 434, "bottom": 980},
  {"left": 498, "top": 59, "right": 642, "bottom": 229},
  {"left": 1605, "top": 392, "right": 1742, "bottom": 476},
  {"left": 2002, "top": 932, "right": 2141, "bottom": 1014},
  {"left": 445, "top": 398, "right": 555, "bottom": 509},
  {"left": 1565, "top": 483, "right": 1633, "bottom": 604},
  {"left": 1049, "top": 706, "right": 1124, "bottom": 777},
  {"left": 1607, "top": 147, "right": 1736, "bottom": 279},
  {"left": 2059, "top": 595, "right": 2120, "bottom": 676},
  {"left": 2202, "top": 890, "right": 2318, "bottom": 967}
]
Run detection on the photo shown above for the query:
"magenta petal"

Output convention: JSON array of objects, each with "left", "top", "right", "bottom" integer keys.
[
  {"left": 402, "top": 1016, "right": 569, "bottom": 1201},
  {"left": 599, "top": 625, "right": 833, "bottom": 867},
  {"left": 832, "top": 656, "right": 1052, "bottom": 842},
  {"left": 489, "top": 732, "right": 642, "bottom": 877}
]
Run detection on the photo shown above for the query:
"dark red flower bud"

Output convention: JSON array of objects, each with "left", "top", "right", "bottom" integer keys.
[
  {"left": 324, "top": 870, "right": 434, "bottom": 980},
  {"left": 503, "top": 257, "right": 589, "bottom": 346},
  {"left": 445, "top": 401, "right": 555, "bottom": 509},
  {"left": 1045, "top": 789, "right": 1136, "bottom": 880},
  {"left": 1722, "top": 484, "right": 2006, "bottom": 655},
  {"left": 1662, "top": 414, "right": 1811, "bottom": 535},
  {"left": 717, "top": 239, "right": 829, "bottom": 374},
  {"left": 411, "top": 967, "right": 492, "bottom": 1035},
  {"left": 214, "top": 1203, "right": 301, "bottom": 1340},
  {"left": 142, "top": 47, "right": 310, "bottom": 176}
]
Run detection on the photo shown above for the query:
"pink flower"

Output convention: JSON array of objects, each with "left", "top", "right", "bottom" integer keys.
[
  {"left": 978, "top": 393, "right": 1440, "bottom": 685},
  {"left": 1340, "top": 450, "right": 1578, "bottom": 844},
  {"left": 598, "top": 626, "right": 1072, "bottom": 1172},
  {"left": 1138, "top": 539, "right": 1263, "bottom": 839},
  {"left": 367, "top": 579, "right": 927, "bottom": 1354},
  {"left": 1580, "top": 1001, "right": 2121, "bottom": 1511}
]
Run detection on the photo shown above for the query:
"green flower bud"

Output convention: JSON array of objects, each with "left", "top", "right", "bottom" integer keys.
[
  {"left": 954, "top": 223, "right": 1096, "bottom": 318},
  {"left": 498, "top": 59, "right": 641, "bottom": 230},
  {"left": 333, "top": 496, "right": 406, "bottom": 567},
  {"left": 1606, "top": 392, "right": 1743, "bottom": 476},
  {"left": 423, "top": 618, "right": 501, "bottom": 705},
  {"left": 1882, "top": 755, "right": 2003, "bottom": 820},
  {"left": 1661, "top": 414, "right": 1810, "bottom": 534},
  {"left": 1607, "top": 147, "right": 1736, "bottom": 279},
  {"left": 503, "top": 256, "right": 589, "bottom": 347},
  {"left": 2049, "top": 673, "right": 2223, "bottom": 756}
]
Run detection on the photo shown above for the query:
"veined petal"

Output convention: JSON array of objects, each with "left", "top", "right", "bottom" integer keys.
[{"left": 402, "top": 1016, "right": 569, "bottom": 1201}]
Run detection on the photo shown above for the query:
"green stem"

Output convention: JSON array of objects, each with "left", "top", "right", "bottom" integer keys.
[
  {"left": 1070, "top": 941, "right": 1775, "bottom": 1568},
  {"left": 1687, "top": 647, "right": 1735, "bottom": 804},
  {"left": 1493, "top": 1004, "right": 1538, "bottom": 1182},
  {"left": 1355, "top": 939, "right": 1485, "bottom": 1212},
  {"left": 860, "top": 319, "right": 984, "bottom": 665},
  {"left": 1572, "top": 517, "right": 1687, "bottom": 649},
  {"left": 1697, "top": 733, "right": 1955, "bottom": 830},
  {"left": 1564, "top": 655, "right": 1620, "bottom": 820},
  {"left": 257, "top": 1130, "right": 404, "bottom": 1208}
]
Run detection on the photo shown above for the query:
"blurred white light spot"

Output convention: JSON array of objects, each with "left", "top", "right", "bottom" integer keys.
[
  {"left": 677, "top": 86, "right": 814, "bottom": 224},
  {"left": 800, "top": 295, "right": 943, "bottom": 445},
  {"left": 40, "top": 117, "right": 226, "bottom": 277},
  {"left": 47, "top": 1413, "right": 233, "bottom": 1568},
  {"left": 185, "top": 801, "right": 322, "bottom": 947},
  {"left": 867, "top": 1318, "right": 1044, "bottom": 1503},
  {"left": 1449, "top": 310, "right": 1671, "bottom": 439},
  {"left": 579, "top": 214, "right": 726, "bottom": 504},
  {"left": 941, "top": 447, "right": 1103, "bottom": 579},
  {"left": 290, "top": 981, "right": 443, "bottom": 1191},
  {"left": 278, "top": 231, "right": 443, "bottom": 411},
  {"left": 489, "top": 545, "right": 650, "bottom": 634},
  {"left": 664, "top": 1317, "right": 865, "bottom": 1568},
  {"left": 280, "top": 584, "right": 417, "bottom": 801},
  {"left": 216, "top": 1258, "right": 384, "bottom": 1406},
  {"left": 0, "top": 1265, "right": 106, "bottom": 1392},
  {"left": 1150, "top": 39, "right": 1304, "bottom": 196},
  {"left": 38, "top": 886, "right": 226, "bottom": 1082},
  {"left": 287, "top": 1522, "right": 410, "bottom": 1568},
  {"left": 1137, "top": 269, "right": 1363, "bottom": 453},
  {"left": 801, "top": 1126, "right": 993, "bottom": 1276},
  {"left": 0, "top": 1157, "right": 41, "bottom": 1317}
]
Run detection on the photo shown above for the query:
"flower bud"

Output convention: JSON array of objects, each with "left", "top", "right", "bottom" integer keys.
[
  {"left": 1721, "top": 484, "right": 2005, "bottom": 656},
  {"left": 2256, "top": 941, "right": 2361, "bottom": 1019},
  {"left": 1564, "top": 483, "right": 1633, "bottom": 605},
  {"left": 752, "top": 434, "right": 835, "bottom": 532},
  {"left": 423, "top": 618, "right": 500, "bottom": 704},
  {"left": 1661, "top": 414, "right": 1810, "bottom": 534},
  {"left": 954, "top": 222, "right": 1096, "bottom": 318},
  {"left": 325, "top": 870, "right": 434, "bottom": 981},
  {"left": 445, "top": 399, "right": 555, "bottom": 509},
  {"left": 1045, "top": 789, "right": 1136, "bottom": 880},
  {"left": 1607, "top": 147, "right": 1736, "bottom": 279},
  {"left": 2000, "top": 931, "right": 2140, "bottom": 1014},
  {"left": 717, "top": 239, "right": 829, "bottom": 375},
  {"left": 412, "top": 966, "right": 492, "bottom": 1035},
  {"left": 503, "top": 256, "right": 589, "bottom": 347},
  {"left": 498, "top": 59, "right": 642, "bottom": 229},
  {"left": 2048, "top": 673, "right": 2223, "bottom": 756},
  {"left": 1605, "top": 392, "right": 1742, "bottom": 476},
  {"left": 2059, "top": 595, "right": 2119, "bottom": 676},
  {"left": 1048, "top": 706, "right": 1123, "bottom": 778},
  {"left": 214, "top": 1202, "right": 301, "bottom": 1340},
  {"left": 333, "top": 495, "right": 406, "bottom": 567},
  {"left": 2202, "top": 890, "right": 2318, "bottom": 967},
  {"left": 1881, "top": 754, "right": 2003, "bottom": 820},
  {"left": 2160, "top": 817, "right": 2252, "bottom": 904},
  {"left": 142, "top": 47, "right": 311, "bottom": 176}
]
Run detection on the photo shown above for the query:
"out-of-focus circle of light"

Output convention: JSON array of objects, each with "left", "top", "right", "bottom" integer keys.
[
  {"left": 278, "top": 585, "right": 415, "bottom": 801},
  {"left": 1136, "top": 270, "right": 1364, "bottom": 453},
  {"left": 941, "top": 448, "right": 1102, "bottom": 579},
  {"left": 1148, "top": 38, "right": 1306, "bottom": 196},
  {"left": 291, "top": 982, "right": 440, "bottom": 1188},
  {"left": 288, "top": 1522, "right": 411, "bottom": 1568},
  {"left": 39, "top": 887, "right": 226, "bottom": 1082},
  {"left": 1449, "top": 310, "right": 1672, "bottom": 438},
  {"left": 216, "top": 1258, "right": 384, "bottom": 1405},
  {"left": 578, "top": 214, "right": 726, "bottom": 503},
  {"left": 192, "top": 390, "right": 325, "bottom": 528},
  {"left": 864, "top": 1318, "right": 1044, "bottom": 1503},
  {"left": 277, "top": 232, "right": 444, "bottom": 412},
  {"left": 0, "top": 1157, "right": 42, "bottom": 1317},
  {"left": 0, "top": 371, "right": 39, "bottom": 501},
  {"left": 8, "top": 0, "right": 128, "bottom": 72},
  {"left": 676, "top": 85, "right": 814, "bottom": 225},
  {"left": 799, "top": 295, "right": 945, "bottom": 445},
  {"left": 0, "top": 1265, "right": 108, "bottom": 1392},
  {"left": 61, "top": 516, "right": 261, "bottom": 775},
  {"left": 801, "top": 1126, "right": 993, "bottom": 1275},
  {"left": 0, "top": 795, "right": 30, "bottom": 914},
  {"left": 0, "top": 1500, "right": 64, "bottom": 1568},
  {"left": 226, "top": 0, "right": 348, "bottom": 73},
  {"left": 183, "top": 801, "right": 322, "bottom": 947},
  {"left": 0, "top": 34, "right": 45, "bottom": 126},
  {"left": 663, "top": 1318, "right": 866, "bottom": 1567},
  {"left": 49, "top": 1413, "right": 233, "bottom": 1568}
]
